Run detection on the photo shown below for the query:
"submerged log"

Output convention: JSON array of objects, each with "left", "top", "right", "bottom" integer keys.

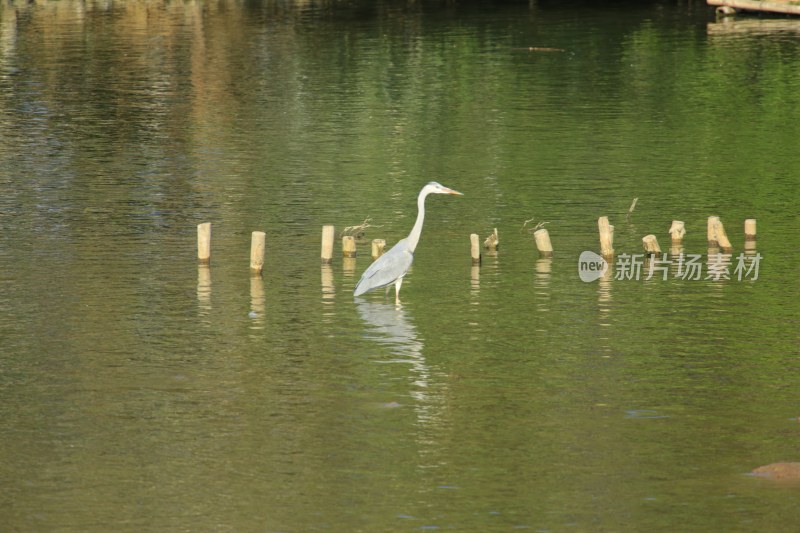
[
  {"left": 511, "top": 46, "right": 566, "bottom": 53},
  {"left": 751, "top": 463, "right": 800, "bottom": 480},
  {"left": 708, "top": 0, "right": 800, "bottom": 16}
]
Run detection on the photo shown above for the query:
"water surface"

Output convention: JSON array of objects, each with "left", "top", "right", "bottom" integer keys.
[{"left": 1, "top": 1, "right": 799, "bottom": 531}]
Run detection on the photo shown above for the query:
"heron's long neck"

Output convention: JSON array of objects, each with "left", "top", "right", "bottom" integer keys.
[{"left": 406, "top": 190, "right": 428, "bottom": 253}]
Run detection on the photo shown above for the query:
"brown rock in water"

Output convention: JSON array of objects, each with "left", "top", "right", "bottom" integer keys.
[{"left": 751, "top": 463, "right": 800, "bottom": 479}]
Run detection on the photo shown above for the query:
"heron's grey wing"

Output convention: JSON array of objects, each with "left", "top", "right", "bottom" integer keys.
[{"left": 354, "top": 240, "right": 414, "bottom": 296}]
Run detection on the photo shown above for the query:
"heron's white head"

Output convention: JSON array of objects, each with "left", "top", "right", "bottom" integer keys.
[{"left": 424, "top": 181, "right": 464, "bottom": 196}]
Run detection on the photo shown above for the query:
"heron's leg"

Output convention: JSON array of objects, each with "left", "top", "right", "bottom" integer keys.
[{"left": 394, "top": 277, "right": 403, "bottom": 305}]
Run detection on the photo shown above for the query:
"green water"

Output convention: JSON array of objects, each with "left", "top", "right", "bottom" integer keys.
[{"left": 1, "top": 1, "right": 799, "bottom": 531}]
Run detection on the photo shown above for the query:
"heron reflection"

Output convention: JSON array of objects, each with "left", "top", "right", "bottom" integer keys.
[{"left": 354, "top": 298, "right": 429, "bottom": 398}]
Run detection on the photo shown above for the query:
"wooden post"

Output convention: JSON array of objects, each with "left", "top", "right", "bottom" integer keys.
[
  {"left": 470, "top": 233, "right": 481, "bottom": 265},
  {"left": 371, "top": 239, "right": 386, "bottom": 260},
  {"left": 718, "top": 220, "right": 732, "bottom": 251},
  {"left": 533, "top": 228, "right": 553, "bottom": 257},
  {"left": 744, "top": 219, "right": 757, "bottom": 241},
  {"left": 484, "top": 228, "right": 499, "bottom": 251},
  {"left": 717, "top": 218, "right": 732, "bottom": 251},
  {"left": 642, "top": 234, "right": 661, "bottom": 255},
  {"left": 598, "top": 217, "right": 614, "bottom": 258},
  {"left": 707, "top": 216, "right": 718, "bottom": 248},
  {"left": 197, "top": 222, "right": 211, "bottom": 265},
  {"left": 708, "top": 216, "right": 732, "bottom": 252},
  {"left": 342, "top": 235, "right": 357, "bottom": 258},
  {"left": 250, "top": 231, "right": 266, "bottom": 274},
  {"left": 669, "top": 220, "right": 685, "bottom": 244},
  {"left": 321, "top": 225, "right": 335, "bottom": 264}
]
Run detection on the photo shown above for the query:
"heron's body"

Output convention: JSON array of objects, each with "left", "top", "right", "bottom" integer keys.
[{"left": 354, "top": 182, "right": 462, "bottom": 304}]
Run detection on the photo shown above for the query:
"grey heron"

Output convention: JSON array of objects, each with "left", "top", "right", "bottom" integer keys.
[{"left": 353, "top": 181, "right": 463, "bottom": 304}]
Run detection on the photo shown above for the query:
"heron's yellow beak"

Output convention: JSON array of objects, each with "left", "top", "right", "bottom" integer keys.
[{"left": 446, "top": 188, "right": 464, "bottom": 196}]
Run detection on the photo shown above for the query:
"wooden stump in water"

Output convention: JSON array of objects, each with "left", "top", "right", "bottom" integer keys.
[
  {"left": 321, "top": 225, "right": 335, "bottom": 264},
  {"left": 342, "top": 236, "right": 357, "bottom": 258},
  {"left": 197, "top": 222, "right": 211, "bottom": 265},
  {"left": 250, "top": 231, "right": 266, "bottom": 274},
  {"left": 470, "top": 234, "right": 481, "bottom": 265},
  {"left": 642, "top": 234, "right": 661, "bottom": 255},
  {"left": 371, "top": 239, "right": 386, "bottom": 260},
  {"left": 598, "top": 217, "right": 614, "bottom": 258},
  {"left": 484, "top": 228, "right": 499, "bottom": 251},
  {"left": 707, "top": 216, "right": 733, "bottom": 252},
  {"left": 533, "top": 228, "right": 553, "bottom": 257},
  {"left": 669, "top": 220, "right": 685, "bottom": 244},
  {"left": 707, "top": 216, "right": 718, "bottom": 248},
  {"left": 744, "top": 219, "right": 757, "bottom": 241}
]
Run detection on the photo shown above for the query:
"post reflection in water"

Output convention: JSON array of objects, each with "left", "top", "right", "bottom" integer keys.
[
  {"left": 321, "top": 264, "right": 336, "bottom": 323},
  {"left": 597, "top": 266, "right": 613, "bottom": 320},
  {"left": 354, "top": 298, "right": 432, "bottom": 410},
  {"left": 470, "top": 253, "right": 503, "bottom": 303},
  {"left": 670, "top": 244, "right": 685, "bottom": 257},
  {"left": 534, "top": 258, "right": 552, "bottom": 314},
  {"left": 197, "top": 265, "right": 211, "bottom": 317},
  {"left": 249, "top": 275, "right": 265, "bottom": 330},
  {"left": 470, "top": 264, "right": 480, "bottom": 297},
  {"left": 595, "top": 264, "right": 614, "bottom": 357},
  {"left": 343, "top": 256, "right": 357, "bottom": 277},
  {"left": 707, "top": 250, "right": 733, "bottom": 293}
]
